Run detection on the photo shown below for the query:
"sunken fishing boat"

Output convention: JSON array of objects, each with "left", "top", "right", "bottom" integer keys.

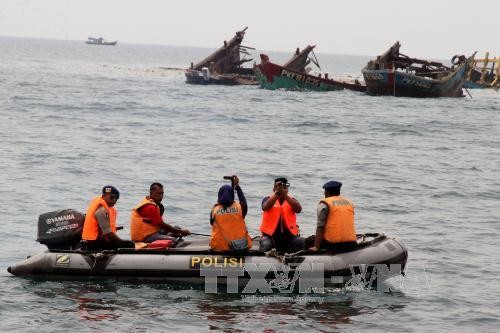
[
  {"left": 254, "top": 53, "right": 367, "bottom": 92},
  {"left": 7, "top": 209, "right": 407, "bottom": 288},
  {"left": 282, "top": 45, "right": 319, "bottom": 73},
  {"left": 464, "top": 52, "right": 499, "bottom": 89},
  {"left": 185, "top": 27, "right": 257, "bottom": 85},
  {"left": 362, "top": 42, "right": 475, "bottom": 97}
]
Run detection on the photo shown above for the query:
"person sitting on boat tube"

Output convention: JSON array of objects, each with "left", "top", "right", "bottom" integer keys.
[
  {"left": 81, "top": 185, "right": 135, "bottom": 250},
  {"left": 308, "top": 180, "right": 357, "bottom": 251},
  {"left": 259, "top": 177, "right": 304, "bottom": 253},
  {"left": 210, "top": 175, "right": 252, "bottom": 252},
  {"left": 130, "top": 182, "right": 191, "bottom": 243}
]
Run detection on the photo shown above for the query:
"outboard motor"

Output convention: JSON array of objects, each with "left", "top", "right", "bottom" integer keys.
[{"left": 37, "top": 209, "right": 85, "bottom": 250}]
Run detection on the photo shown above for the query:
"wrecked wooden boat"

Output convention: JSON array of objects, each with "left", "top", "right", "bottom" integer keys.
[
  {"left": 185, "top": 27, "right": 257, "bottom": 85},
  {"left": 362, "top": 42, "right": 474, "bottom": 97},
  {"left": 184, "top": 68, "right": 257, "bottom": 86},
  {"left": 464, "top": 52, "right": 499, "bottom": 89},
  {"left": 282, "top": 45, "right": 319, "bottom": 73},
  {"left": 184, "top": 29, "right": 320, "bottom": 86},
  {"left": 254, "top": 54, "right": 366, "bottom": 92}
]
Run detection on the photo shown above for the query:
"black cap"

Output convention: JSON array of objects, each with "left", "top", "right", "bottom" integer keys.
[
  {"left": 323, "top": 180, "right": 342, "bottom": 191},
  {"left": 274, "top": 177, "right": 288, "bottom": 184},
  {"left": 102, "top": 185, "right": 120, "bottom": 199}
]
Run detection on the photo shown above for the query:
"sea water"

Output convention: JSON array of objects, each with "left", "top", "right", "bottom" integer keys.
[{"left": 0, "top": 36, "right": 499, "bottom": 332}]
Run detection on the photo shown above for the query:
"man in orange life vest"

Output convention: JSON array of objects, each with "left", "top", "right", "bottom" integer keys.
[
  {"left": 309, "top": 180, "right": 357, "bottom": 251},
  {"left": 81, "top": 185, "right": 135, "bottom": 250},
  {"left": 259, "top": 177, "right": 304, "bottom": 252},
  {"left": 130, "top": 183, "right": 191, "bottom": 243},
  {"left": 210, "top": 175, "right": 252, "bottom": 252}
]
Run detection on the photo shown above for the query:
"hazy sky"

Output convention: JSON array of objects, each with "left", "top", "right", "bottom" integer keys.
[{"left": 1, "top": 0, "right": 498, "bottom": 58}]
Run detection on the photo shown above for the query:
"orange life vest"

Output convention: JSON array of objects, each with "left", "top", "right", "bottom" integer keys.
[
  {"left": 210, "top": 202, "right": 252, "bottom": 251},
  {"left": 82, "top": 196, "right": 117, "bottom": 241},
  {"left": 260, "top": 194, "right": 299, "bottom": 236},
  {"left": 130, "top": 197, "right": 161, "bottom": 242},
  {"left": 321, "top": 195, "right": 356, "bottom": 243}
]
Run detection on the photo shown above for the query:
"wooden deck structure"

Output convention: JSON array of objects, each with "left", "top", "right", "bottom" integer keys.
[
  {"left": 189, "top": 27, "right": 254, "bottom": 76},
  {"left": 466, "top": 52, "right": 499, "bottom": 88}
]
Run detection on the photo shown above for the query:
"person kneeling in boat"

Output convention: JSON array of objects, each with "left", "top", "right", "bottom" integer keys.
[
  {"left": 130, "top": 182, "right": 190, "bottom": 244},
  {"left": 81, "top": 185, "right": 135, "bottom": 251},
  {"left": 210, "top": 175, "right": 252, "bottom": 253},
  {"left": 308, "top": 180, "right": 357, "bottom": 251},
  {"left": 259, "top": 177, "right": 304, "bottom": 253}
]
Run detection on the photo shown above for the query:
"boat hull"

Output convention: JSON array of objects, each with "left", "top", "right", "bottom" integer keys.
[
  {"left": 255, "top": 54, "right": 366, "bottom": 92},
  {"left": 362, "top": 61, "right": 469, "bottom": 97},
  {"left": 185, "top": 70, "right": 257, "bottom": 86},
  {"left": 7, "top": 235, "right": 407, "bottom": 288},
  {"left": 464, "top": 80, "right": 496, "bottom": 89},
  {"left": 85, "top": 41, "right": 117, "bottom": 46}
]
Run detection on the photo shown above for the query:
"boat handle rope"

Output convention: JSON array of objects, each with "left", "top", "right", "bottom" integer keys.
[
  {"left": 79, "top": 251, "right": 113, "bottom": 270},
  {"left": 264, "top": 248, "right": 306, "bottom": 264}
]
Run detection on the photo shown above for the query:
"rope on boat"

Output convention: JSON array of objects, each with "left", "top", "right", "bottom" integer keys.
[
  {"left": 78, "top": 250, "right": 114, "bottom": 270},
  {"left": 263, "top": 233, "right": 386, "bottom": 263},
  {"left": 309, "top": 49, "right": 321, "bottom": 71},
  {"left": 264, "top": 248, "right": 307, "bottom": 264}
]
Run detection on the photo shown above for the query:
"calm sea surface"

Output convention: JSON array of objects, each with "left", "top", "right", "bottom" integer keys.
[{"left": 0, "top": 37, "right": 499, "bottom": 332}]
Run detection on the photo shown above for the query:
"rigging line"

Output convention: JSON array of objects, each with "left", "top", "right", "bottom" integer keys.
[{"left": 310, "top": 49, "right": 321, "bottom": 71}]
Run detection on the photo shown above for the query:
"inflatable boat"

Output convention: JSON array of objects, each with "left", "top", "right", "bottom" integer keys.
[{"left": 7, "top": 210, "right": 408, "bottom": 288}]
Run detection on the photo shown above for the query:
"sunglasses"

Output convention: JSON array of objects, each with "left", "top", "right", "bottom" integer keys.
[{"left": 109, "top": 195, "right": 119, "bottom": 200}]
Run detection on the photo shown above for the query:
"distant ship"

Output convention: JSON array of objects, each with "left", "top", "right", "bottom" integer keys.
[{"left": 85, "top": 37, "right": 117, "bottom": 46}]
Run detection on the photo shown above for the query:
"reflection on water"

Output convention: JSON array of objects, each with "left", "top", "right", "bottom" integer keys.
[
  {"left": 67, "top": 284, "right": 123, "bottom": 321},
  {"left": 300, "top": 299, "right": 360, "bottom": 328},
  {"left": 197, "top": 289, "right": 407, "bottom": 331},
  {"left": 8, "top": 277, "right": 410, "bottom": 331},
  {"left": 30, "top": 280, "right": 136, "bottom": 322}
]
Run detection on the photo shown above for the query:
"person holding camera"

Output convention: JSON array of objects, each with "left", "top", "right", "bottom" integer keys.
[
  {"left": 210, "top": 175, "right": 252, "bottom": 252},
  {"left": 259, "top": 177, "right": 304, "bottom": 252}
]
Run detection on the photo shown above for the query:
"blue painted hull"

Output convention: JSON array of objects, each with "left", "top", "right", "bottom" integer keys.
[
  {"left": 185, "top": 70, "right": 256, "bottom": 86},
  {"left": 464, "top": 80, "right": 488, "bottom": 89},
  {"left": 362, "top": 61, "right": 469, "bottom": 97}
]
